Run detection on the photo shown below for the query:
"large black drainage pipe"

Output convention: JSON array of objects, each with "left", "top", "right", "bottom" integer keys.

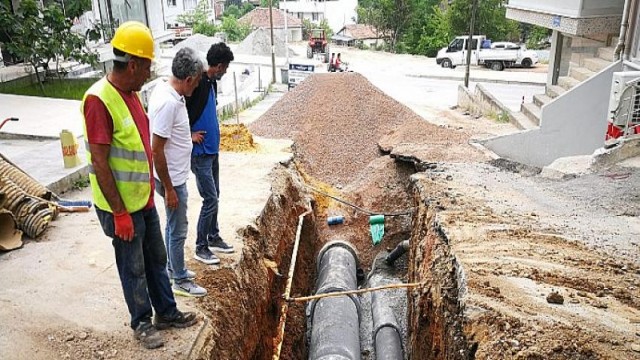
[
  {"left": 372, "top": 290, "right": 404, "bottom": 360},
  {"left": 385, "top": 240, "right": 409, "bottom": 265},
  {"left": 307, "top": 241, "right": 361, "bottom": 360}
]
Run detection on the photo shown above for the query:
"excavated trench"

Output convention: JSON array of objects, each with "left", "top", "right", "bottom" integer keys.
[
  {"left": 191, "top": 156, "right": 471, "bottom": 360},
  {"left": 190, "top": 74, "right": 480, "bottom": 359}
]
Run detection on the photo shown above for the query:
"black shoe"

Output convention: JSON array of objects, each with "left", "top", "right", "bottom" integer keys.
[
  {"left": 154, "top": 310, "right": 197, "bottom": 330},
  {"left": 208, "top": 235, "right": 235, "bottom": 254},
  {"left": 134, "top": 321, "right": 164, "bottom": 349},
  {"left": 194, "top": 247, "right": 220, "bottom": 265}
]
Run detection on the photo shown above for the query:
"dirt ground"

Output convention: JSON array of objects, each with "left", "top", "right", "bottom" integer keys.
[{"left": 2, "top": 44, "right": 639, "bottom": 359}]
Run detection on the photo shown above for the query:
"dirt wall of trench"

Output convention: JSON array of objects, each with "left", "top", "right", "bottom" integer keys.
[
  {"left": 193, "top": 163, "right": 319, "bottom": 360},
  {"left": 407, "top": 174, "right": 476, "bottom": 360}
]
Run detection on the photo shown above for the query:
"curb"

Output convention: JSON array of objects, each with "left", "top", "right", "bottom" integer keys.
[{"left": 407, "top": 73, "right": 546, "bottom": 86}]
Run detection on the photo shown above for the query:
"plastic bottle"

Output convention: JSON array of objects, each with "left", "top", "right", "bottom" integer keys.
[{"left": 327, "top": 216, "right": 345, "bottom": 225}]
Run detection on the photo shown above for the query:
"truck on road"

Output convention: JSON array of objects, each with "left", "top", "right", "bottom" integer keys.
[{"left": 436, "top": 35, "right": 539, "bottom": 71}]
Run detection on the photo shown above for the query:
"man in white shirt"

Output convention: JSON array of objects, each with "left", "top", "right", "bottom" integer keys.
[{"left": 149, "top": 47, "right": 207, "bottom": 297}]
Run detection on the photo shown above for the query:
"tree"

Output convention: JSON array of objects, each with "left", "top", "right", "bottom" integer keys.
[
  {"left": 357, "top": 0, "right": 413, "bottom": 52},
  {"left": 448, "top": 0, "right": 520, "bottom": 42},
  {"left": 220, "top": 16, "right": 251, "bottom": 41},
  {"left": 178, "top": 0, "right": 218, "bottom": 36},
  {"left": 301, "top": 18, "right": 333, "bottom": 40},
  {"left": 44, "top": 0, "right": 92, "bottom": 19},
  {"left": 0, "top": 0, "right": 98, "bottom": 93},
  {"left": 260, "top": 0, "right": 279, "bottom": 8},
  {"left": 401, "top": 4, "right": 450, "bottom": 56}
]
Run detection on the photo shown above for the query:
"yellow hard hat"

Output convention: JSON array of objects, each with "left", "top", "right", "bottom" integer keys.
[{"left": 111, "top": 21, "right": 155, "bottom": 60}]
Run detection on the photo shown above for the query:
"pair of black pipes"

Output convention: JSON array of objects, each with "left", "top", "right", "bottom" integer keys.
[{"left": 307, "top": 241, "right": 404, "bottom": 360}]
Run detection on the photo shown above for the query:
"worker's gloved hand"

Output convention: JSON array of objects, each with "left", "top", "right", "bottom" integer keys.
[{"left": 113, "top": 211, "right": 134, "bottom": 241}]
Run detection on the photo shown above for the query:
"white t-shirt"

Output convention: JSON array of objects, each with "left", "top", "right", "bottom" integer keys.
[{"left": 148, "top": 80, "right": 193, "bottom": 187}]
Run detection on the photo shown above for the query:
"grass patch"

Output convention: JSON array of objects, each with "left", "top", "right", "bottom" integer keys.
[{"left": 0, "top": 78, "right": 96, "bottom": 100}]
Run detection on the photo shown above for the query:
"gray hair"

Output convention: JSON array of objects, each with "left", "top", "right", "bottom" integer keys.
[{"left": 172, "top": 47, "right": 203, "bottom": 80}]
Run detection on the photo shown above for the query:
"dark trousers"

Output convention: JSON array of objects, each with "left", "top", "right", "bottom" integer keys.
[{"left": 96, "top": 206, "right": 177, "bottom": 329}]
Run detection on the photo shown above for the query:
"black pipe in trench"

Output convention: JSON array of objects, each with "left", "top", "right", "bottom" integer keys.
[
  {"left": 307, "top": 241, "right": 361, "bottom": 360},
  {"left": 371, "top": 290, "right": 404, "bottom": 360}
]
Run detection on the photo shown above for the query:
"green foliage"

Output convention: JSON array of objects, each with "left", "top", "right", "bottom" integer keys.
[
  {"left": 525, "top": 25, "right": 551, "bottom": 49},
  {"left": 301, "top": 18, "right": 333, "bottom": 40},
  {"left": 221, "top": 16, "right": 251, "bottom": 41},
  {"left": 260, "top": 0, "right": 279, "bottom": 7},
  {"left": 72, "top": 175, "right": 91, "bottom": 190},
  {"left": 223, "top": 3, "right": 253, "bottom": 19},
  {"left": 357, "top": 0, "right": 413, "bottom": 51},
  {"left": 44, "top": 0, "right": 92, "bottom": 19},
  {"left": 0, "top": 0, "right": 98, "bottom": 93},
  {"left": 448, "top": 0, "right": 520, "bottom": 42},
  {"left": 401, "top": 4, "right": 450, "bottom": 57},
  {"left": 0, "top": 78, "right": 95, "bottom": 99}
]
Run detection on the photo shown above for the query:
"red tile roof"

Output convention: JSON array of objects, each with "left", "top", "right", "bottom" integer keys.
[
  {"left": 239, "top": 7, "right": 302, "bottom": 29},
  {"left": 338, "top": 24, "right": 379, "bottom": 40}
]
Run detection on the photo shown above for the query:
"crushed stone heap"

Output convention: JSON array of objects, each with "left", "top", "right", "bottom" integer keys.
[
  {"left": 174, "top": 34, "right": 224, "bottom": 54},
  {"left": 236, "top": 28, "right": 292, "bottom": 57},
  {"left": 249, "top": 73, "right": 470, "bottom": 186}
]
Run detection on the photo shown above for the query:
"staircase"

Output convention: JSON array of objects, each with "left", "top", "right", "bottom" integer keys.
[{"left": 513, "top": 36, "right": 618, "bottom": 130}]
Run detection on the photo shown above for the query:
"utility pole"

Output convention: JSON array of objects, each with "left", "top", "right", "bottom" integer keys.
[
  {"left": 464, "top": 0, "right": 479, "bottom": 88},
  {"left": 269, "top": 0, "right": 276, "bottom": 84},
  {"left": 284, "top": 0, "right": 289, "bottom": 63}
]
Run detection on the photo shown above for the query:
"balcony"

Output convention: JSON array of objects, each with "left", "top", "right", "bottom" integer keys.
[
  {"left": 507, "top": 0, "right": 624, "bottom": 35},
  {"left": 508, "top": 0, "right": 625, "bottom": 18}
]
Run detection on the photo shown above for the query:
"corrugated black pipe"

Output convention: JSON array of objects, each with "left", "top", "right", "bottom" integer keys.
[
  {"left": 372, "top": 291, "right": 404, "bottom": 360},
  {"left": 307, "top": 241, "right": 361, "bottom": 360},
  {"left": 385, "top": 240, "right": 410, "bottom": 265}
]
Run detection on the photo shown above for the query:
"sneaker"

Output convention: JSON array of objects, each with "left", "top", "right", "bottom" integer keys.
[
  {"left": 134, "top": 321, "right": 164, "bottom": 349},
  {"left": 172, "top": 279, "right": 207, "bottom": 297},
  {"left": 208, "top": 236, "right": 235, "bottom": 254},
  {"left": 154, "top": 310, "right": 197, "bottom": 330},
  {"left": 194, "top": 247, "right": 220, "bottom": 265},
  {"left": 168, "top": 269, "right": 196, "bottom": 280}
]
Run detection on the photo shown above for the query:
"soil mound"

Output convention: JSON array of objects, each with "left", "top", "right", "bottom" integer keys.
[{"left": 249, "top": 73, "right": 470, "bottom": 186}]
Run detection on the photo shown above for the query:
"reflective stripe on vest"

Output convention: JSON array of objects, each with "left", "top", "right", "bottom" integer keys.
[{"left": 81, "top": 77, "right": 151, "bottom": 213}]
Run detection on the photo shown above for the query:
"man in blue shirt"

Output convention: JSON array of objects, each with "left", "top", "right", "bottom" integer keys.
[{"left": 185, "top": 43, "right": 235, "bottom": 264}]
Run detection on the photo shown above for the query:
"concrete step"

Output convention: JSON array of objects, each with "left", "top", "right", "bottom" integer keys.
[
  {"left": 547, "top": 85, "right": 567, "bottom": 98},
  {"left": 511, "top": 111, "right": 539, "bottom": 130},
  {"left": 598, "top": 47, "right": 615, "bottom": 62},
  {"left": 521, "top": 102, "right": 542, "bottom": 126},
  {"left": 569, "top": 66, "right": 595, "bottom": 82},
  {"left": 583, "top": 57, "right": 612, "bottom": 73},
  {"left": 611, "top": 36, "right": 619, "bottom": 46},
  {"left": 533, "top": 93, "right": 553, "bottom": 107},
  {"left": 558, "top": 76, "right": 581, "bottom": 90}
]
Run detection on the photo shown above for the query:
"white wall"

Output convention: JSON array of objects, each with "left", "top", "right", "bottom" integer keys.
[
  {"left": 508, "top": 0, "right": 624, "bottom": 18},
  {"left": 280, "top": 0, "right": 357, "bottom": 32},
  {"left": 484, "top": 61, "right": 623, "bottom": 167}
]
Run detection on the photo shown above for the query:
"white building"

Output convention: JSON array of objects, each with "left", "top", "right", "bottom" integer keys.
[
  {"left": 164, "top": 0, "right": 225, "bottom": 28},
  {"left": 279, "top": 0, "right": 357, "bottom": 33}
]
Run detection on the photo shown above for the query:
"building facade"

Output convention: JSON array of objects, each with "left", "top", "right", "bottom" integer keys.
[{"left": 279, "top": 0, "right": 357, "bottom": 33}]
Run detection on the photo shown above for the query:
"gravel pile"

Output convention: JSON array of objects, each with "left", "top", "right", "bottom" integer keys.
[
  {"left": 174, "top": 34, "right": 224, "bottom": 54},
  {"left": 250, "top": 73, "right": 470, "bottom": 186},
  {"left": 236, "top": 28, "right": 292, "bottom": 57}
]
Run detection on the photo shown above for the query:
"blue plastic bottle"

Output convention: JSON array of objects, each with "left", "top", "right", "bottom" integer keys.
[{"left": 327, "top": 216, "right": 345, "bottom": 225}]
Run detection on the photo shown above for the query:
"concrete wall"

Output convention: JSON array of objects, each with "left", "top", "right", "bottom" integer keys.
[
  {"left": 484, "top": 61, "right": 623, "bottom": 167},
  {"left": 508, "top": 0, "right": 624, "bottom": 18},
  {"left": 458, "top": 85, "right": 520, "bottom": 129}
]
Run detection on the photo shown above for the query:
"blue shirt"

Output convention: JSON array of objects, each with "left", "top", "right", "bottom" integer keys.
[{"left": 191, "top": 86, "right": 220, "bottom": 156}]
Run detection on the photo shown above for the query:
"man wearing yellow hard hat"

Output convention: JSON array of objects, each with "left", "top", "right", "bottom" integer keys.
[{"left": 81, "top": 21, "right": 197, "bottom": 349}]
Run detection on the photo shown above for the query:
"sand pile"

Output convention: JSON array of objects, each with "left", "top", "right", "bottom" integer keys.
[{"left": 174, "top": 34, "right": 224, "bottom": 54}]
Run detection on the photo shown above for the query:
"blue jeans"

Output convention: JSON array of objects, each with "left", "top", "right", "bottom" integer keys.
[
  {"left": 96, "top": 207, "right": 177, "bottom": 329},
  {"left": 155, "top": 180, "right": 189, "bottom": 281},
  {"left": 191, "top": 154, "right": 220, "bottom": 252}
]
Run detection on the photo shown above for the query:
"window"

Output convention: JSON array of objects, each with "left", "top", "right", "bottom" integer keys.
[
  {"left": 184, "top": 0, "right": 197, "bottom": 10},
  {"left": 448, "top": 38, "right": 464, "bottom": 52},
  {"left": 312, "top": 12, "right": 318, "bottom": 21},
  {"left": 167, "top": 0, "right": 176, "bottom": 6}
]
